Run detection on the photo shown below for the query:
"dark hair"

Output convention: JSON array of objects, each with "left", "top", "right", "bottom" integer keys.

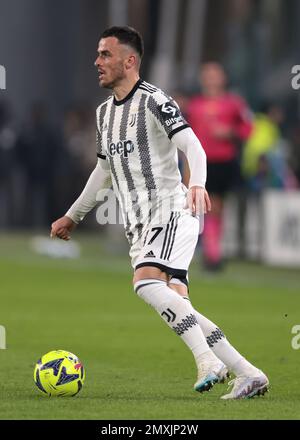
[{"left": 100, "top": 26, "right": 144, "bottom": 59}]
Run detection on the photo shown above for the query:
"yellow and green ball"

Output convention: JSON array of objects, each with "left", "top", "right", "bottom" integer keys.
[{"left": 34, "top": 350, "right": 85, "bottom": 397}]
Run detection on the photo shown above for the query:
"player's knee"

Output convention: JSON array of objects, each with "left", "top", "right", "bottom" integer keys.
[
  {"left": 132, "top": 266, "right": 168, "bottom": 286},
  {"left": 168, "top": 276, "right": 189, "bottom": 295},
  {"left": 133, "top": 278, "right": 166, "bottom": 303},
  {"left": 168, "top": 280, "right": 189, "bottom": 297}
]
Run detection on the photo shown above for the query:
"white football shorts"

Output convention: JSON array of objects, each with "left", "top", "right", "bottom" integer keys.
[{"left": 130, "top": 210, "right": 201, "bottom": 283}]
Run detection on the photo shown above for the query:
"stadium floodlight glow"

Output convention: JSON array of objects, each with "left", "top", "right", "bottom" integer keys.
[
  {"left": 0, "top": 65, "right": 6, "bottom": 90},
  {"left": 0, "top": 325, "right": 6, "bottom": 349}
]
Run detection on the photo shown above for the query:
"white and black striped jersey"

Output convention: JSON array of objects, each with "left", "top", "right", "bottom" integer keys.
[{"left": 96, "top": 79, "right": 190, "bottom": 245}]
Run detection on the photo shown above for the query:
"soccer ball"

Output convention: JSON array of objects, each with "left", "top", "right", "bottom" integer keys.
[{"left": 34, "top": 350, "right": 85, "bottom": 397}]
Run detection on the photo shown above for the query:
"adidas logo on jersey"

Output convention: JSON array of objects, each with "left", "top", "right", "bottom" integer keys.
[
  {"left": 144, "top": 250, "right": 156, "bottom": 258},
  {"left": 107, "top": 139, "right": 134, "bottom": 158}
]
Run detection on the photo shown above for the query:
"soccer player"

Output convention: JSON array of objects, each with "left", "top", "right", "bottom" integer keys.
[
  {"left": 51, "top": 26, "right": 269, "bottom": 399},
  {"left": 186, "top": 63, "right": 253, "bottom": 270}
]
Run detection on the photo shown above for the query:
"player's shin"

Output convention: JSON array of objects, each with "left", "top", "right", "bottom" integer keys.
[
  {"left": 134, "top": 279, "right": 210, "bottom": 360},
  {"left": 134, "top": 279, "right": 224, "bottom": 391},
  {"left": 183, "top": 297, "right": 259, "bottom": 376}
]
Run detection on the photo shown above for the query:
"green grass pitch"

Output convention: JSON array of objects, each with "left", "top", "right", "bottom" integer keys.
[{"left": 0, "top": 232, "right": 299, "bottom": 420}]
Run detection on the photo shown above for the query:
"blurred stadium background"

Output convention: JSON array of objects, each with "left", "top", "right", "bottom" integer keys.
[
  {"left": 1, "top": 0, "right": 300, "bottom": 264},
  {"left": 0, "top": 0, "right": 300, "bottom": 420}
]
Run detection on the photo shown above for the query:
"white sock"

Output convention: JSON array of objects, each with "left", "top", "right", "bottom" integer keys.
[
  {"left": 182, "top": 297, "right": 258, "bottom": 376},
  {"left": 134, "top": 279, "right": 218, "bottom": 369}
]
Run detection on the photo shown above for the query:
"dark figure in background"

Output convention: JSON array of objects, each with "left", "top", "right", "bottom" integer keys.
[
  {"left": 17, "top": 102, "right": 61, "bottom": 227},
  {"left": 62, "top": 104, "right": 96, "bottom": 227},
  {"left": 186, "top": 62, "right": 253, "bottom": 271}
]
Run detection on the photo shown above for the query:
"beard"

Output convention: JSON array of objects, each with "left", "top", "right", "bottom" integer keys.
[{"left": 100, "top": 64, "right": 126, "bottom": 89}]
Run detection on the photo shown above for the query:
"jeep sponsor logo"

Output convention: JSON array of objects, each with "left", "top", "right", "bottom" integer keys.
[{"left": 107, "top": 139, "right": 134, "bottom": 158}]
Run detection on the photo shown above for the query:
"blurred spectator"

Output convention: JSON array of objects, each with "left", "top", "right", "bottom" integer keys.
[
  {"left": 186, "top": 62, "right": 253, "bottom": 271},
  {"left": 0, "top": 98, "right": 17, "bottom": 228},
  {"left": 242, "top": 103, "right": 299, "bottom": 193},
  {"left": 17, "top": 102, "right": 61, "bottom": 227},
  {"left": 62, "top": 104, "right": 97, "bottom": 226}
]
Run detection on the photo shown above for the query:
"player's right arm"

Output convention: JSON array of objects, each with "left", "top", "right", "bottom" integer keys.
[{"left": 51, "top": 158, "right": 111, "bottom": 240}]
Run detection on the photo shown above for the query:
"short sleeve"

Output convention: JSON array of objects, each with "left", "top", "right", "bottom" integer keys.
[{"left": 147, "top": 91, "right": 190, "bottom": 139}]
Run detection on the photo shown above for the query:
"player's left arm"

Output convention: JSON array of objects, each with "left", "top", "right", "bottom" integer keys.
[
  {"left": 147, "top": 91, "right": 211, "bottom": 216},
  {"left": 172, "top": 127, "right": 211, "bottom": 216}
]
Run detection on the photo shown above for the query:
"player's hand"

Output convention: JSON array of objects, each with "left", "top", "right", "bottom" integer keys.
[
  {"left": 187, "top": 186, "right": 211, "bottom": 216},
  {"left": 50, "top": 216, "right": 76, "bottom": 241}
]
